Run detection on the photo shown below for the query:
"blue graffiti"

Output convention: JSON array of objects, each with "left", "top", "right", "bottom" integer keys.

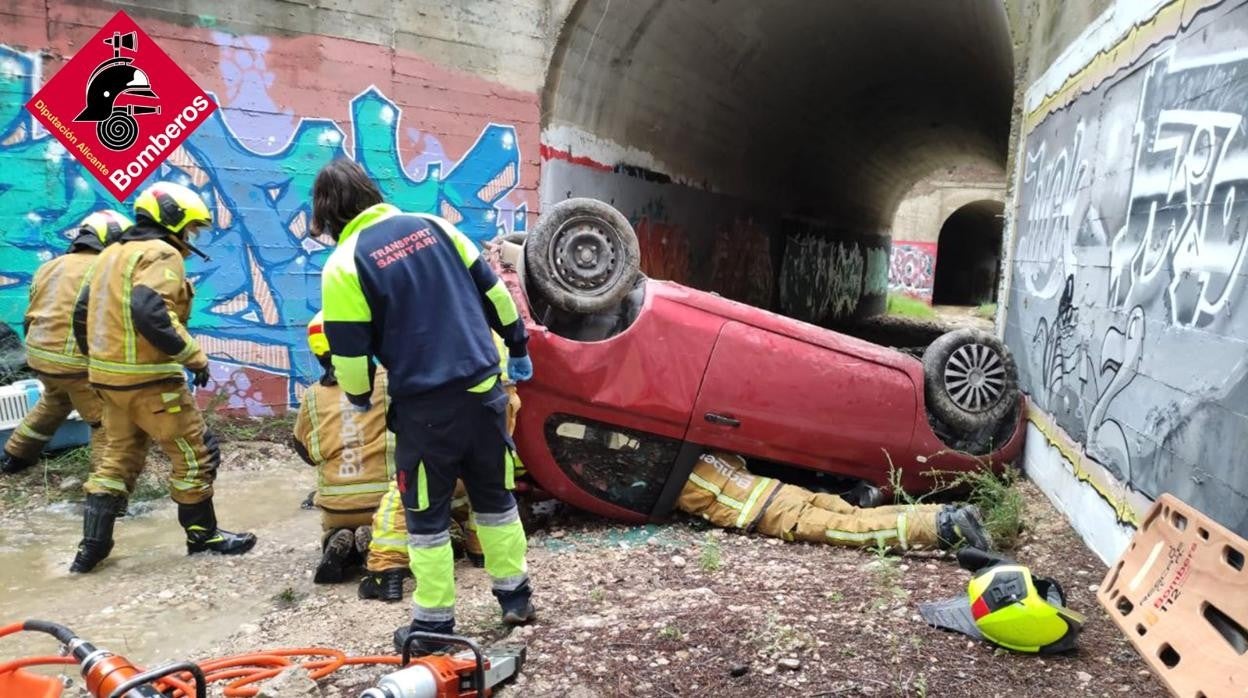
[{"left": 0, "top": 44, "right": 525, "bottom": 407}]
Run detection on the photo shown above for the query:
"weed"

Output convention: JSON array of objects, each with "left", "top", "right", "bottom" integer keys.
[
  {"left": 273, "top": 586, "right": 303, "bottom": 607},
  {"left": 202, "top": 394, "right": 296, "bottom": 444},
  {"left": 698, "top": 534, "right": 722, "bottom": 572},
  {"left": 867, "top": 541, "right": 907, "bottom": 610},
  {"left": 43, "top": 447, "right": 92, "bottom": 481},
  {"left": 974, "top": 302, "right": 997, "bottom": 320},
  {"left": 751, "top": 613, "right": 813, "bottom": 656},
  {"left": 886, "top": 293, "right": 937, "bottom": 320},
  {"left": 913, "top": 673, "right": 929, "bottom": 698},
  {"left": 589, "top": 588, "right": 605, "bottom": 603},
  {"left": 825, "top": 590, "right": 844, "bottom": 603},
  {"left": 658, "top": 624, "right": 683, "bottom": 641},
  {"left": 957, "top": 466, "right": 1025, "bottom": 548}
]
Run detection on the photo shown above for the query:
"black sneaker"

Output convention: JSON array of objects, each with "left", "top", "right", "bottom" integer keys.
[
  {"left": 358, "top": 568, "right": 406, "bottom": 602},
  {"left": 938, "top": 505, "right": 993, "bottom": 551},
  {"left": 186, "top": 528, "right": 258, "bottom": 556},
  {"left": 314, "top": 529, "right": 354, "bottom": 583}
]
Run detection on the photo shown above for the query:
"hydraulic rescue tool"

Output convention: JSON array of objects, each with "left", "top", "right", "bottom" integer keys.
[
  {"left": 362, "top": 632, "right": 525, "bottom": 698},
  {"left": 2, "top": 620, "right": 524, "bottom": 698}
]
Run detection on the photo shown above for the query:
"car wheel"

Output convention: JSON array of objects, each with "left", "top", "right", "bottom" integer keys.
[
  {"left": 922, "top": 329, "right": 1019, "bottom": 434},
  {"left": 525, "top": 198, "right": 641, "bottom": 314}
]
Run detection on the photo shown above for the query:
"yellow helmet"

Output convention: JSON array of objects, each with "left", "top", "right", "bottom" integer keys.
[
  {"left": 307, "top": 311, "right": 330, "bottom": 357},
  {"left": 134, "top": 182, "right": 211, "bottom": 235},
  {"left": 71, "top": 210, "right": 133, "bottom": 251},
  {"left": 921, "top": 555, "right": 1085, "bottom": 654}
]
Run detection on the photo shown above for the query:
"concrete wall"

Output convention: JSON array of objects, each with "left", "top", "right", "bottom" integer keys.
[
  {"left": 1, "top": 0, "right": 550, "bottom": 414},
  {"left": 1002, "top": 0, "right": 1248, "bottom": 556},
  {"left": 889, "top": 165, "right": 1006, "bottom": 302}
]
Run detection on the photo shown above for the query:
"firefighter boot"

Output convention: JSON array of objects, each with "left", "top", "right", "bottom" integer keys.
[
  {"left": 178, "top": 500, "right": 258, "bottom": 556},
  {"left": 393, "top": 620, "right": 456, "bottom": 656},
  {"left": 69, "top": 493, "right": 125, "bottom": 573},
  {"left": 358, "top": 567, "right": 406, "bottom": 601},
  {"left": 495, "top": 579, "right": 537, "bottom": 626},
  {"left": 0, "top": 451, "right": 36, "bottom": 474},
  {"left": 314, "top": 529, "right": 356, "bottom": 583},
  {"left": 937, "top": 505, "right": 993, "bottom": 551}
]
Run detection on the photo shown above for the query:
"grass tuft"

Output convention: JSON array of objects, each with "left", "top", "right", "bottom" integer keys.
[{"left": 886, "top": 293, "right": 937, "bottom": 320}]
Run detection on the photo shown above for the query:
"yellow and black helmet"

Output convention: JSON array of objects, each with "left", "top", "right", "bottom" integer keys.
[
  {"left": 920, "top": 552, "right": 1085, "bottom": 654},
  {"left": 307, "top": 311, "right": 330, "bottom": 358},
  {"left": 70, "top": 210, "right": 133, "bottom": 252},
  {"left": 134, "top": 182, "right": 211, "bottom": 235}
]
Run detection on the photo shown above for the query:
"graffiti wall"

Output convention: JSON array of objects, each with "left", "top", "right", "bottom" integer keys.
[
  {"left": 888, "top": 242, "right": 937, "bottom": 302},
  {"left": 1004, "top": 0, "right": 1248, "bottom": 540},
  {"left": 1, "top": 9, "right": 539, "bottom": 414}
]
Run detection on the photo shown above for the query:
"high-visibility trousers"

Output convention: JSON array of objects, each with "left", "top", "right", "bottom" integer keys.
[
  {"left": 4, "top": 374, "right": 102, "bottom": 462},
  {"left": 85, "top": 382, "right": 218, "bottom": 505}
]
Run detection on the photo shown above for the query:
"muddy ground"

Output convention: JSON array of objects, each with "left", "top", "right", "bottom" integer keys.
[{"left": 0, "top": 439, "right": 1165, "bottom": 697}]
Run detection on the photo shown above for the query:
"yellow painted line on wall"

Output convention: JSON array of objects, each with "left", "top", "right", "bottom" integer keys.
[
  {"left": 1023, "top": 0, "right": 1226, "bottom": 135},
  {"left": 1025, "top": 405, "right": 1143, "bottom": 527}
]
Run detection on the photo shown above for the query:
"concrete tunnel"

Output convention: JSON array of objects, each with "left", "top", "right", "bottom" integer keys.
[{"left": 540, "top": 0, "right": 1015, "bottom": 324}]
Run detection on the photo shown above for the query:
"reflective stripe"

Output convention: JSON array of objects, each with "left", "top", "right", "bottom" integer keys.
[
  {"left": 491, "top": 573, "right": 529, "bottom": 592},
  {"left": 26, "top": 345, "right": 89, "bottom": 368},
  {"left": 319, "top": 481, "right": 390, "bottom": 496},
  {"left": 417, "top": 462, "right": 428, "bottom": 511},
  {"left": 173, "top": 437, "right": 201, "bottom": 490},
  {"left": 88, "top": 356, "right": 184, "bottom": 375},
  {"left": 16, "top": 423, "right": 53, "bottom": 441},
  {"left": 824, "top": 526, "right": 900, "bottom": 545},
  {"left": 687, "top": 472, "right": 745, "bottom": 511},
  {"left": 371, "top": 534, "right": 408, "bottom": 552},
  {"left": 736, "top": 478, "right": 772, "bottom": 528},
  {"left": 466, "top": 374, "right": 498, "bottom": 394},
  {"left": 408, "top": 530, "right": 450, "bottom": 548},
  {"left": 121, "top": 252, "right": 142, "bottom": 364},
  {"left": 172, "top": 336, "right": 200, "bottom": 364},
  {"left": 305, "top": 388, "right": 323, "bottom": 464},
  {"left": 504, "top": 448, "right": 516, "bottom": 490},
  {"left": 87, "top": 475, "right": 128, "bottom": 493},
  {"left": 474, "top": 506, "right": 519, "bottom": 527},
  {"left": 411, "top": 605, "right": 455, "bottom": 623},
  {"left": 382, "top": 386, "right": 395, "bottom": 478},
  {"left": 484, "top": 279, "right": 518, "bottom": 325}
]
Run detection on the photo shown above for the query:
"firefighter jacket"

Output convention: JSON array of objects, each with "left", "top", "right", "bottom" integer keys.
[
  {"left": 292, "top": 369, "right": 394, "bottom": 513},
  {"left": 320, "top": 205, "right": 527, "bottom": 405},
  {"left": 24, "top": 251, "right": 102, "bottom": 376},
  {"left": 73, "top": 225, "right": 208, "bottom": 388},
  {"left": 677, "top": 451, "right": 782, "bottom": 530}
]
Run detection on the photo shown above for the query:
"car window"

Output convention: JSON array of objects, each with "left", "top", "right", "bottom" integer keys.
[{"left": 544, "top": 414, "right": 679, "bottom": 514}]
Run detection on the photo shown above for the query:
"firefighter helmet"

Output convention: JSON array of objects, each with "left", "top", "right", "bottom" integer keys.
[
  {"left": 134, "top": 182, "right": 211, "bottom": 235},
  {"left": 920, "top": 559, "right": 1085, "bottom": 654},
  {"left": 71, "top": 210, "right": 133, "bottom": 251},
  {"left": 307, "top": 311, "right": 330, "bottom": 358}
]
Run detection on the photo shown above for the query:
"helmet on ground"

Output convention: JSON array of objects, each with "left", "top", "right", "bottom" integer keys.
[
  {"left": 134, "top": 182, "right": 211, "bottom": 236},
  {"left": 70, "top": 210, "right": 133, "bottom": 252},
  {"left": 920, "top": 555, "right": 1084, "bottom": 654}
]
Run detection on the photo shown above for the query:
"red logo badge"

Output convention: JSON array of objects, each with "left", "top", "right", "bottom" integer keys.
[{"left": 24, "top": 10, "right": 217, "bottom": 200}]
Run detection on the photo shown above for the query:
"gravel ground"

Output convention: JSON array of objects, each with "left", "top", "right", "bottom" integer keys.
[{"left": 1, "top": 440, "right": 1166, "bottom": 697}]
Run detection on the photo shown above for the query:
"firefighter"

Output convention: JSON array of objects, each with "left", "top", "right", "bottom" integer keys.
[
  {"left": 678, "top": 451, "right": 992, "bottom": 551},
  {"left": 292, "top": 313, "right": 408, "bottom": 600},
  {"left": 0, "top": 211, "right": 130, "bottom": 475},
  {"left": 314, "top": 158, "right": 534, "bottom": 648},
  {"left": 69, "top": 182, "right": 256, "bottom": 573}
]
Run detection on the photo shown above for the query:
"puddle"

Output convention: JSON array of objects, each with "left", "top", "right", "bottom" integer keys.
[{"left": 0, "top": 465, "right": 315, "bottom": 667}]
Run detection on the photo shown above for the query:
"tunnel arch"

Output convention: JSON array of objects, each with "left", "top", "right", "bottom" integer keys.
[
  {"left": 932, "top": 199, "right": 1005, "bottom": 306},
  {"left": 541, "top": 0, "right": 1014, "bottom": 322}
]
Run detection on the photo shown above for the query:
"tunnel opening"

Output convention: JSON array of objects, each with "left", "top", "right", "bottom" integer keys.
[
  {"left": 541, "top": 0, "right": 1014, "bottom": 324},
  {"left": 931, "top": 200, "right": 1004, "bottom": 306}
]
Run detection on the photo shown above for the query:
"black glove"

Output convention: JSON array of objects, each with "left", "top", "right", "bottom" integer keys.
[{"left": 190, "top": 365, "right": 211, "bottom": 388}]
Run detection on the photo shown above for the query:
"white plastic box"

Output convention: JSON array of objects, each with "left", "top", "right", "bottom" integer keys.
[{"left": 0, "top": 378, "right": 91, "bottom": 453}]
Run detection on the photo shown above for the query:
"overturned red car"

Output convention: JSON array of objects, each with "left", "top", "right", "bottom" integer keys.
[{"left": 492, "top": 199, "right": 1025, "bottom": 524}]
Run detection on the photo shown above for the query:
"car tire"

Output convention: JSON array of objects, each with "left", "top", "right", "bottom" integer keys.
[
  {"left": 922, "top": 329, "right": 1019, "bottom": 434},
  {"left": 525, "top": 198, "right": 641, "bottom": 314}
]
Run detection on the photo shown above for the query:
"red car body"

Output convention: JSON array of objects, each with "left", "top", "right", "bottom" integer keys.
[{"left": 496, "top": 258, "right": 1026, "bottom": 524}]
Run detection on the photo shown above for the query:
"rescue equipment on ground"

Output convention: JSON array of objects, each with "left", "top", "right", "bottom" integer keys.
[
  {"left": 0, "top": 619, "right": 522, "bottom": 697},
  {"left": 919, "top": 547, "right": 1085, "bottom": 654}
]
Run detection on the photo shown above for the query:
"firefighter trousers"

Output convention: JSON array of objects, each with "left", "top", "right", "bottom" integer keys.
[
  {"left": 393, "top": 384, "right": 528, "bottom": 629},
  {"left": 755, "top": 485, "right": 944, "bottom": 549},
  {"left": 4, "top": 374, "right": 103, "bottom": 462},
  {"left": 84, "top": 382, "right": 218, "bottom": 504}
]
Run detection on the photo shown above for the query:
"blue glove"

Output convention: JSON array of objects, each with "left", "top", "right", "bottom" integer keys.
[{"left": 508, "top": 355, "right": 533, "bottom": 382}]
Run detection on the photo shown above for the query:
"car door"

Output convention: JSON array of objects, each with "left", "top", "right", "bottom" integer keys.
[{"left": 685, "top": 321, "right": 919, "bottom": 483}]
